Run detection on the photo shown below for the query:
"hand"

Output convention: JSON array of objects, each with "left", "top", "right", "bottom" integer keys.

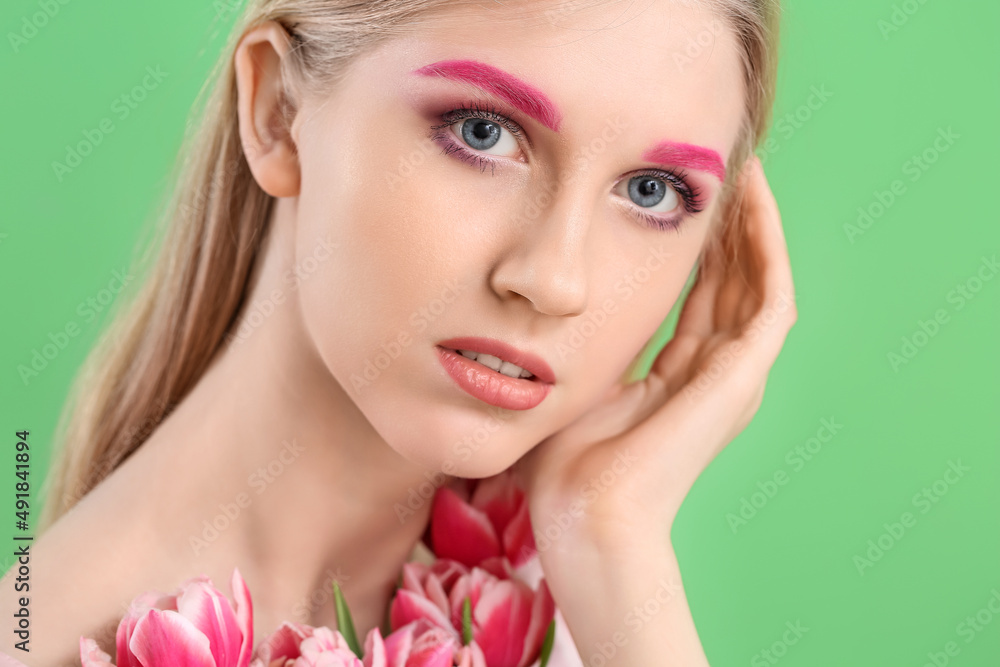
[{"left": 512, "top": 156, "right": 797, "bottom": 553}]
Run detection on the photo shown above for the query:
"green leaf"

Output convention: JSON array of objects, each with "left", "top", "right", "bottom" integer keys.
[
  {"left": 462, "top": 596, "right": 473, "bottom": 645},
  {"left": 539, "top": 619, "right": 556, "bottom": 667},
  {"left": 332, "top": 580, "right": 362, "bottom": 657}
]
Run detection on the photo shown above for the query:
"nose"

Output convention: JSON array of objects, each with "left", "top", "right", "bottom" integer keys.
[{"left": 488, "top": 191, "right": 591, "bottom": 317}]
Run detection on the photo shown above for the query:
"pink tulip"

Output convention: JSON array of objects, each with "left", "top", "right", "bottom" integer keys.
[
  {"left": 79, "top": 568, "right": 253, "bottom": 667},
  {"left": 390, "top": 560, "right": 554, "bottom": 667},
  {"left": 250, "top": 621, "right": 368, "bottom": 667},
  {"left": 375, "top": 619, "right": 486, "bottom": 667},
  {"left": 250, "top": 619, "right": 484, "bottom": 667},
  {"left": 430, "top": 472, "right": 536, "bottom": 569}
]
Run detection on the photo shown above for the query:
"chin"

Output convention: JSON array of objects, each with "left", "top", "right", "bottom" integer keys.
[
  {"left": 378, "top": 411, "right": 532, "bottom": 480},
  {"left": 439, "top": 450, "right": 522, "bottom": 480},
  {"left": 405, "top": 430, "right": 526, "bottom": 478}
]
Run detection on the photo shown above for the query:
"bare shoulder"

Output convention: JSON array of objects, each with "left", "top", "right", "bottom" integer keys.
[{"left": 0, "top": 463, "right": 171, "bottom": 665}]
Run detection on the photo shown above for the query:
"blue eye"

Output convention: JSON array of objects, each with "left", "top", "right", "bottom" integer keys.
[
  {"left": 613, "top": 169, "right": 706, "bottom": 232},
  {"left": 460, "top": 119, "right": 501, "bottom": 151},
  {"left": 626, "top": 175, "right": 679, "bottom": 211},
  {"left": 429, "top": 101, "right": 526, "bottom": 174},
  {"left": 450, "top": 117, "right": 519, "bottom": 158}
]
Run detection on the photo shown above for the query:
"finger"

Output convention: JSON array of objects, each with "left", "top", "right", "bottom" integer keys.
[
  {"left": 716, "top": 269, "right": 753, "bottom": 332},
  {"left": 719, "top": 159, "right": 772, "bottom": 330},
  {"left": 716, "top": 228, "right": 758, "bottom": 332},
  {"left": 646, "top": 332, "right": 703, "bottom": 397},
  {"left": 736, "top": 157, "right": 797, "bottom": 371}
]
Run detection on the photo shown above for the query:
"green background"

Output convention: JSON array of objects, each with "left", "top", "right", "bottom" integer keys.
[{"left": 1, "top": 1, "right": 997, "bottom": 664}]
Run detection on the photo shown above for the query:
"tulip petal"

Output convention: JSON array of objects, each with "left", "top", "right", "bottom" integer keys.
[
  {"left": 299, "top": 626, "right": 363, "bottom": 664},
  {"left": 383, "top": 622, "right": 416, "bottom": 667},
  {"left": 79, "top": 637, "right": 115, "bottom": 667},
  {"left": 502, "top": 500, "right": 538, "bottom": 567},
  {"left": 408, "top": 642, "right": 454, "bottom": 667},
  {"left": 176, "top": 577, "right": 243, "bottom": 667},
  {"left": 517, "top": 579, "right": 556, "bottom": 667},
  {"left": 401, "top": 562, "right": 430, "bottom": 594},
  {"left": 427, "top": 559, "right": 469, "bottom": 590},
  {"left": 0, "top": 654, "right": 28, "bottom": 667},
  {"left": 130, "top": 609, "right": 216, "bottom": 667},
  {"left": 252, "top": 621, "right": 312, "bottom": 664},
  {"left": 447, "top": 568, "right": 494, "bottom": 628},
  {"left": 231, "top": 568, "right": 254, "bottom": 667},
  {"left": 431, "top": 488, "right": 501, "bottom": 567},
  {"left": 476, "top": 556, "right": 512, "bottom": 581},
  {"left": 423, "top": 573, "right": 451, "bottom": 618},
  {"left": 117, "top": 589, "right": 179, "bottom": 667},
  {"left": 363, "top": 626, "right": 387, "bottom": 667},
  {"left": 470, "top": 473, "right": 522, "bottom": 533},
  {"left": 409, "top": 623, "right": 459, "bottom": 667},
  {"left": 116, "top": 611, "right": 142, "bottom": 667},
  {"left": 455, "top": 640, "right": 488, "bottom": 667},
  {"left": 390, "top": 589, "right": 453, "bottom": 633},
  {"left": 472, "top": 580, "right": 534, "bottom": 667}
]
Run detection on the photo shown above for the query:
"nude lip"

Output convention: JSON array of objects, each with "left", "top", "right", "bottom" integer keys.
[{"left": 435, "top": 336, "right": 555, "bottom": 411}]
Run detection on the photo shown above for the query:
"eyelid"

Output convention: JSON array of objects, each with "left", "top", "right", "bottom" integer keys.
[
  {"left": 610, "top": 193, "right": 685, "bottom": 233},
  {"left": 636, "top": 209, "right": 684, "bottom": 233}
]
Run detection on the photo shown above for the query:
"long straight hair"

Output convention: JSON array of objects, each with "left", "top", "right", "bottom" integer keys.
[{"left": 38, "top": 0, "right": 781, "bottom": 530}]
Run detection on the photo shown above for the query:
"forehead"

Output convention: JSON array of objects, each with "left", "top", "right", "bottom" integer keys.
[{"left": 317, "top": 0, "right": 746, "bottom": 167}]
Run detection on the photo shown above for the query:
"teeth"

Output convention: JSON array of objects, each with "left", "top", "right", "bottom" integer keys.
[
  {"left": 456, "top": 349, "right": 534, "bottom": 379},
  {"left": 477, "top": 353, "right": 503, "bottom": 372},
  {"left": 498, "top": 361, "right": 525, "bottom": 378}
]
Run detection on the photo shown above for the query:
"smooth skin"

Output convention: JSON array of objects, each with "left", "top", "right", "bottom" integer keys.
[
  {"left": 514, "top": 156, "right": 796, "bottom": 664},
  {"left": 0, "top": 2, "right": 793, "bottom": 664}
]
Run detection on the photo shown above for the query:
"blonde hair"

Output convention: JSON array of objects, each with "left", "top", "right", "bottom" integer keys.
[{"left": 38, "top": 0, "right": 781, "bottom": 530}]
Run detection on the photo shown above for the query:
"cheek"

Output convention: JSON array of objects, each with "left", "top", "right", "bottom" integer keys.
[
  {"left": 292, "top": 127, "right": 549, "bottom": 473},
  {"left": 294, "top": 119, "right": 461, "bottom": 340},
  {"left": 565, "top": 239, "right": 704, "bottom": 389}
]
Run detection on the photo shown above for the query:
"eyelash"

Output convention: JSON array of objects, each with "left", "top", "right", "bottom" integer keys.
[
  {"left": 625, "top": 168, "right": 705, "bottom": 233},
  {"left": 429, "top": 101, "right": 706, "bottom": 232},
  {"left": 429, "top": 101, "right": 527, "bottom": 176}
]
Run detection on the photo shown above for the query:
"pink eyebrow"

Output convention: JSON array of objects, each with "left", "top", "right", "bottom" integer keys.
[
  {"left": 411, "top": 59, "right": 563, "bottom": 132},
  {"left": 642, "top": 141, "right": 726, "bottom": 182}
]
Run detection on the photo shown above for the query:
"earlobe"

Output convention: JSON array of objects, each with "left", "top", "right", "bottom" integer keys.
[{"left": 234, "top": 21, "right": 301, "bottom": 198}]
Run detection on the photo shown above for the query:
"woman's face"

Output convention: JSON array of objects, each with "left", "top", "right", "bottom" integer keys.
[{"left": 289, "top": 0, "right": 745, "bottom": 476}]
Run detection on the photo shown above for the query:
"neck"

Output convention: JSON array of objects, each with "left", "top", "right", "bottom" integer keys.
[{"left": 140, "top": 196, "right": 445, "bottom": 632}]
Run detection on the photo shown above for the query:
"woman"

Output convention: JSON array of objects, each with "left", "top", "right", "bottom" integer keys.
[{"left": 3, "top": 0, "right": 792, "bottom": 663}]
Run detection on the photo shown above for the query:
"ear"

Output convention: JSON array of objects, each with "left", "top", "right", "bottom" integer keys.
[{"left": 234, "top": 21, "right": 300, "bottom": 198}]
